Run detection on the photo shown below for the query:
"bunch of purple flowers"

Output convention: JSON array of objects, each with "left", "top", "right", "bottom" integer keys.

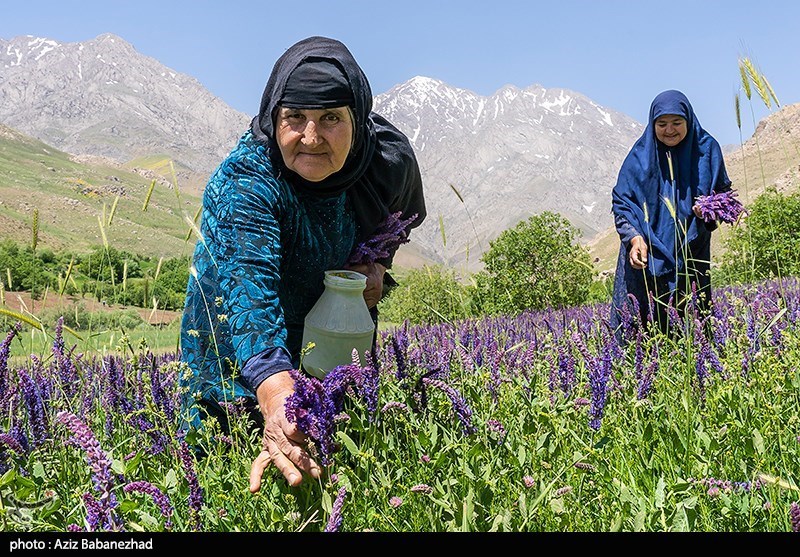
[
  {"left": 285, "top": 351, "right": 379, "bottom": 465},
  {"left": 694, "top": 190, "right": 747, "bottom": 224},
  {"left": 347, "top": 212, "right": 418, "bottom": 266}
]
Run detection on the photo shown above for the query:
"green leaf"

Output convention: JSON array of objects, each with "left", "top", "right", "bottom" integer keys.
[
  {"left": 461, "top": 487, "right": 474, "bottom": 532},
  {"left": 124, "top": 451, "right": 145, "bottom": 475},
  {"left": 0, "top": 468, "right": 16, "bottom": 488},
  {"left": 429, "top": 422, "right": 439, "bottom": 448},
  {"left": 336, "top": 431, "right": 359, "bottom": 456},
  {"left": 609, "top": 514, "right": 622, "bottom": 531},
  {"left": 696, "top": 429, "right": 711, "bottom": 452},
  {"left": 489, "top": 512, "right": 505, "bottom": 532},
  {"left": 111, "top": 458, "right": 126, "bottom": 476},
  {"left": 429, "top": 496, "right": 453, "bottom": 512},
  {"left": 137, "top": 510, "right": 159, "bottom": 528},
  {"left": 549, "top": 497, "right": 565, "bottom": 514},
  {"left": 643, "top": 423, "right": 653, "bottom": 443},
  {"left": 592, "top": 435, "right": 611, "bottom": 450},
  {"left": 119, "top": 500, "right": 139, "bottom": 512},
  {"left": 535, "top": 431, "right": 550, "bottom": 452},
  {"left": 672, "top": 505, "right": 689, "bottom": 532},
  {"left": 32, "top": 462, "right": 46, "bottom": 482},
  {"left": 462, "top": 465, "right": 476, "bottom": 481},
  {"left": 13, "top": 475, "right": 37, "bottom": 499},
  {"left": 655, "top": 477, "right": 665, "bottom": 509},
  {"left": 516, "top": 444, "right": 527, "bottom": 467},
  {"left": 375, "top": 466, "right": 392, "bottom": 489},
  {"left": 163, "top": 469, "right": 178, "bottom": 491},
  {"left": 752, "top": 429, "right": 764, "bottom": 455},
  {"left": 322, "top": 490, "right": 332, "bottom": 514},
  {"left": 634, "top": 507, "right": 646, "bottom": 531}
]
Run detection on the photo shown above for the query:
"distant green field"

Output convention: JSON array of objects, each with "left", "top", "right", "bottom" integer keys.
[{"left": 7, "top": 319, "right": 182, "bottom": 364}]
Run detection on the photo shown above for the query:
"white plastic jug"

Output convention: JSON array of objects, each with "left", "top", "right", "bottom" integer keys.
[{"left": 301, "top": 270, "right": 375, "bottom": 379}]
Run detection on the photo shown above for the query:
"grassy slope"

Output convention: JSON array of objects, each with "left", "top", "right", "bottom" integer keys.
[{"left": 0, "top": 125, "right": 202, "bottom": 261}]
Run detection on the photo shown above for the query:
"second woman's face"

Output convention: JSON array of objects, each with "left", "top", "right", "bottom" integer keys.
[
  {"left": 276, "top": 106, "right": 354, "bottom": 182},
  {"left": 654, "top": 115, "right": 688, "bottom": 147}
]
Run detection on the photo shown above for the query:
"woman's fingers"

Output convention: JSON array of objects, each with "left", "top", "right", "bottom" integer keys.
[
  {"left": 249, "top": 450, "right": 272, "bottom": 493},
  {"left": 276, "top": 436, "right": 322, "bottom": 480},
  {"left": 262, "top": 423, "right": 321, "bottom": 487},
  {"left": 629, "top": 237, "right": 648, "bottom": 269}
]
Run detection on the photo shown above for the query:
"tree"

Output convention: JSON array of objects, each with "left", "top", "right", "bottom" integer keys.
[
  {"left": 379, "top": 264, "right": 472, "bottom": 326},
  {"left": 718, "top": 187, "right": 800, "bottom": 284},
  {"left": 79, "top": 246, "right": 143, "bottom": 284},
  {"left": 152, "top": 256, "right": 191, "bottom": 310},
  {"left": 470, "top": 211, "right": 595, "bottom": 316}
]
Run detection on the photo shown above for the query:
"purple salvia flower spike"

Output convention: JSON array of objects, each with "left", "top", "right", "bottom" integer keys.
[
  {"left": 324, "top": 486, "right": 347, "bottom": 532},
  {"left": 124, "top": 481, "right": 174, "bottom": 530},
  {"left": 347, "top": 212, "right": 418, "bottom": 266},
  {"left": 178, "top": 440, "right": 204, "bottom": 532}
]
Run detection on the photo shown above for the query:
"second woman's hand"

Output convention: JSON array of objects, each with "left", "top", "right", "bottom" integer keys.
[{"left": 629, "top": 235, "right": 649, "bottom": 270}]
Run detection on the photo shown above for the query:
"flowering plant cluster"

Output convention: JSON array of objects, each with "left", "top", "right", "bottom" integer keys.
[
  {"left": 347, "top": 212, "right": 418, "bottom": 266},
  {"left": 284, "top": 350, "right": 379, "bottom": 465},
  {"left": 695, "top": 190, "right": 747, "bottom": 224}
]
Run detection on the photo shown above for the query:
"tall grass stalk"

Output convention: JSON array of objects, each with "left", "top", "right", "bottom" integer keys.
[
  {"left": 448, "top": 182, "right": 484, "bottom": 263},
  {"left": 142, "top": 179, "right": 156, "bottom": 212},
  {"left": 108, "top": 195, "right": 120, "bottom": 226},
  {"left": 737, "top": 56, "right": 790, "bottom": 296}
]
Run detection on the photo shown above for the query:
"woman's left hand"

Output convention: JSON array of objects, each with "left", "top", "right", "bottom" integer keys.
[
  {"left": 345, "top": 262, "right": 386, "bottom": 308},
  {"left": 692, "top": 204, "right": 703, "bottom": 218}
]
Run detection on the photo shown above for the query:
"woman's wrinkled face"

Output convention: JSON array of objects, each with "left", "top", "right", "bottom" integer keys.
[
  {"left": 654, "top": 114, "right": 688, "bottom": 147},
  {"left": 276, "top": 106, "right": 353, "bottom": 182}
]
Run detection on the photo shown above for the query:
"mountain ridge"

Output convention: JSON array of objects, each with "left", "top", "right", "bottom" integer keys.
[
  {"left": 0, "top": 33, "right": 251, "bottom": 181},
  {"left": 3, "top": 33, "right": 796, "bottom": 276}
]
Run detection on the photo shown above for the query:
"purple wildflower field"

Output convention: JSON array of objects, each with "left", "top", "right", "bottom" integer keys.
[{"left": 0, "top": 275, "right": 798, "bottom": 532}]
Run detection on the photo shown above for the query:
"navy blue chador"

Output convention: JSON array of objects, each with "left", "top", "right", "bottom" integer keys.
[{"left": 609, "top": 90, "right": 732, "bottom": 335}]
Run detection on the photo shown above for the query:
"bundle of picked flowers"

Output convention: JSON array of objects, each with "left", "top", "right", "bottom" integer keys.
[
  {"left": 347, "top": 212, "right": 418, "bottom": 266},
  {"left": 284, "top": 351, "right": 379, "bottom": 465},
  {"left": 695, "top": 190, "right": 747, "bottom": 224}
]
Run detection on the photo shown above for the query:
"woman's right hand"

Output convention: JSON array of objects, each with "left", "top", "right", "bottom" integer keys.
[
  {"left": 249, "top": 371, "right": 321, "bottom": 493},
  {"left": 629, "top": 236, "right": 648, "bottom": 270}
]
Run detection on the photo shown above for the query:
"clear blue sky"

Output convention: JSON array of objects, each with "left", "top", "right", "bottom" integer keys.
[{"left": 2, "top": 0, "right": 797, "bottom": 146}]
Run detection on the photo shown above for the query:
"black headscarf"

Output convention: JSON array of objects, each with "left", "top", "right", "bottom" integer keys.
[{"left": 251, "top": 36, "right": 426, "bottom": 242}]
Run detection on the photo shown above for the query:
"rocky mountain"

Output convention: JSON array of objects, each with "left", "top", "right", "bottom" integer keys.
[
  {"left": 1, "top": 33, "right": 645, "bottom": 271},
  {"left": 0, "top": 34, "right": 251, "bottom": 181},
  {"left": 374, "top": 77, "right": 643, "bottom": 270}
]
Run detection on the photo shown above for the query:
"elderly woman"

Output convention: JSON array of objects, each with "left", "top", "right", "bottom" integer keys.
[
  {"left": 609, "top": 89, "right": 734, "bottom": 339},
  {"left": 179, "top": 36, "right": 426, "bottom": 489}
]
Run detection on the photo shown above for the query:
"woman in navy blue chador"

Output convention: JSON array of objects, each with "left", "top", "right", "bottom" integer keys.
[
  {"left": 179, "top": 36, "right": 426, "bottom": 490},
  {"left": 609, "top": 90, "right": 733, "bottom": 339}
]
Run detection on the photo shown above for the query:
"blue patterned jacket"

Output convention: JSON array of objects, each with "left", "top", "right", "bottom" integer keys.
[{"left": 179, "top": 131, "right": 359, "bottom": 429}]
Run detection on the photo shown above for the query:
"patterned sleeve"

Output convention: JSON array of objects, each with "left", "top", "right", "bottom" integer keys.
[{"left": 210, "top": 174, "right": 293, "bottom": 388}]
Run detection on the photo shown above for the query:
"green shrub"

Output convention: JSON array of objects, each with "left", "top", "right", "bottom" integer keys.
[
  {"left": 470, "top": 211, "right": 596, "bottom": 316},
  {"left": 379, "top": 265, "right": 473, "bottom": 326},
  {"left": 717, "top": 187, "right": 800, "bottom": 284},
  {"left": 38, "top": 303, "right": 145, "bottom": 331}
]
